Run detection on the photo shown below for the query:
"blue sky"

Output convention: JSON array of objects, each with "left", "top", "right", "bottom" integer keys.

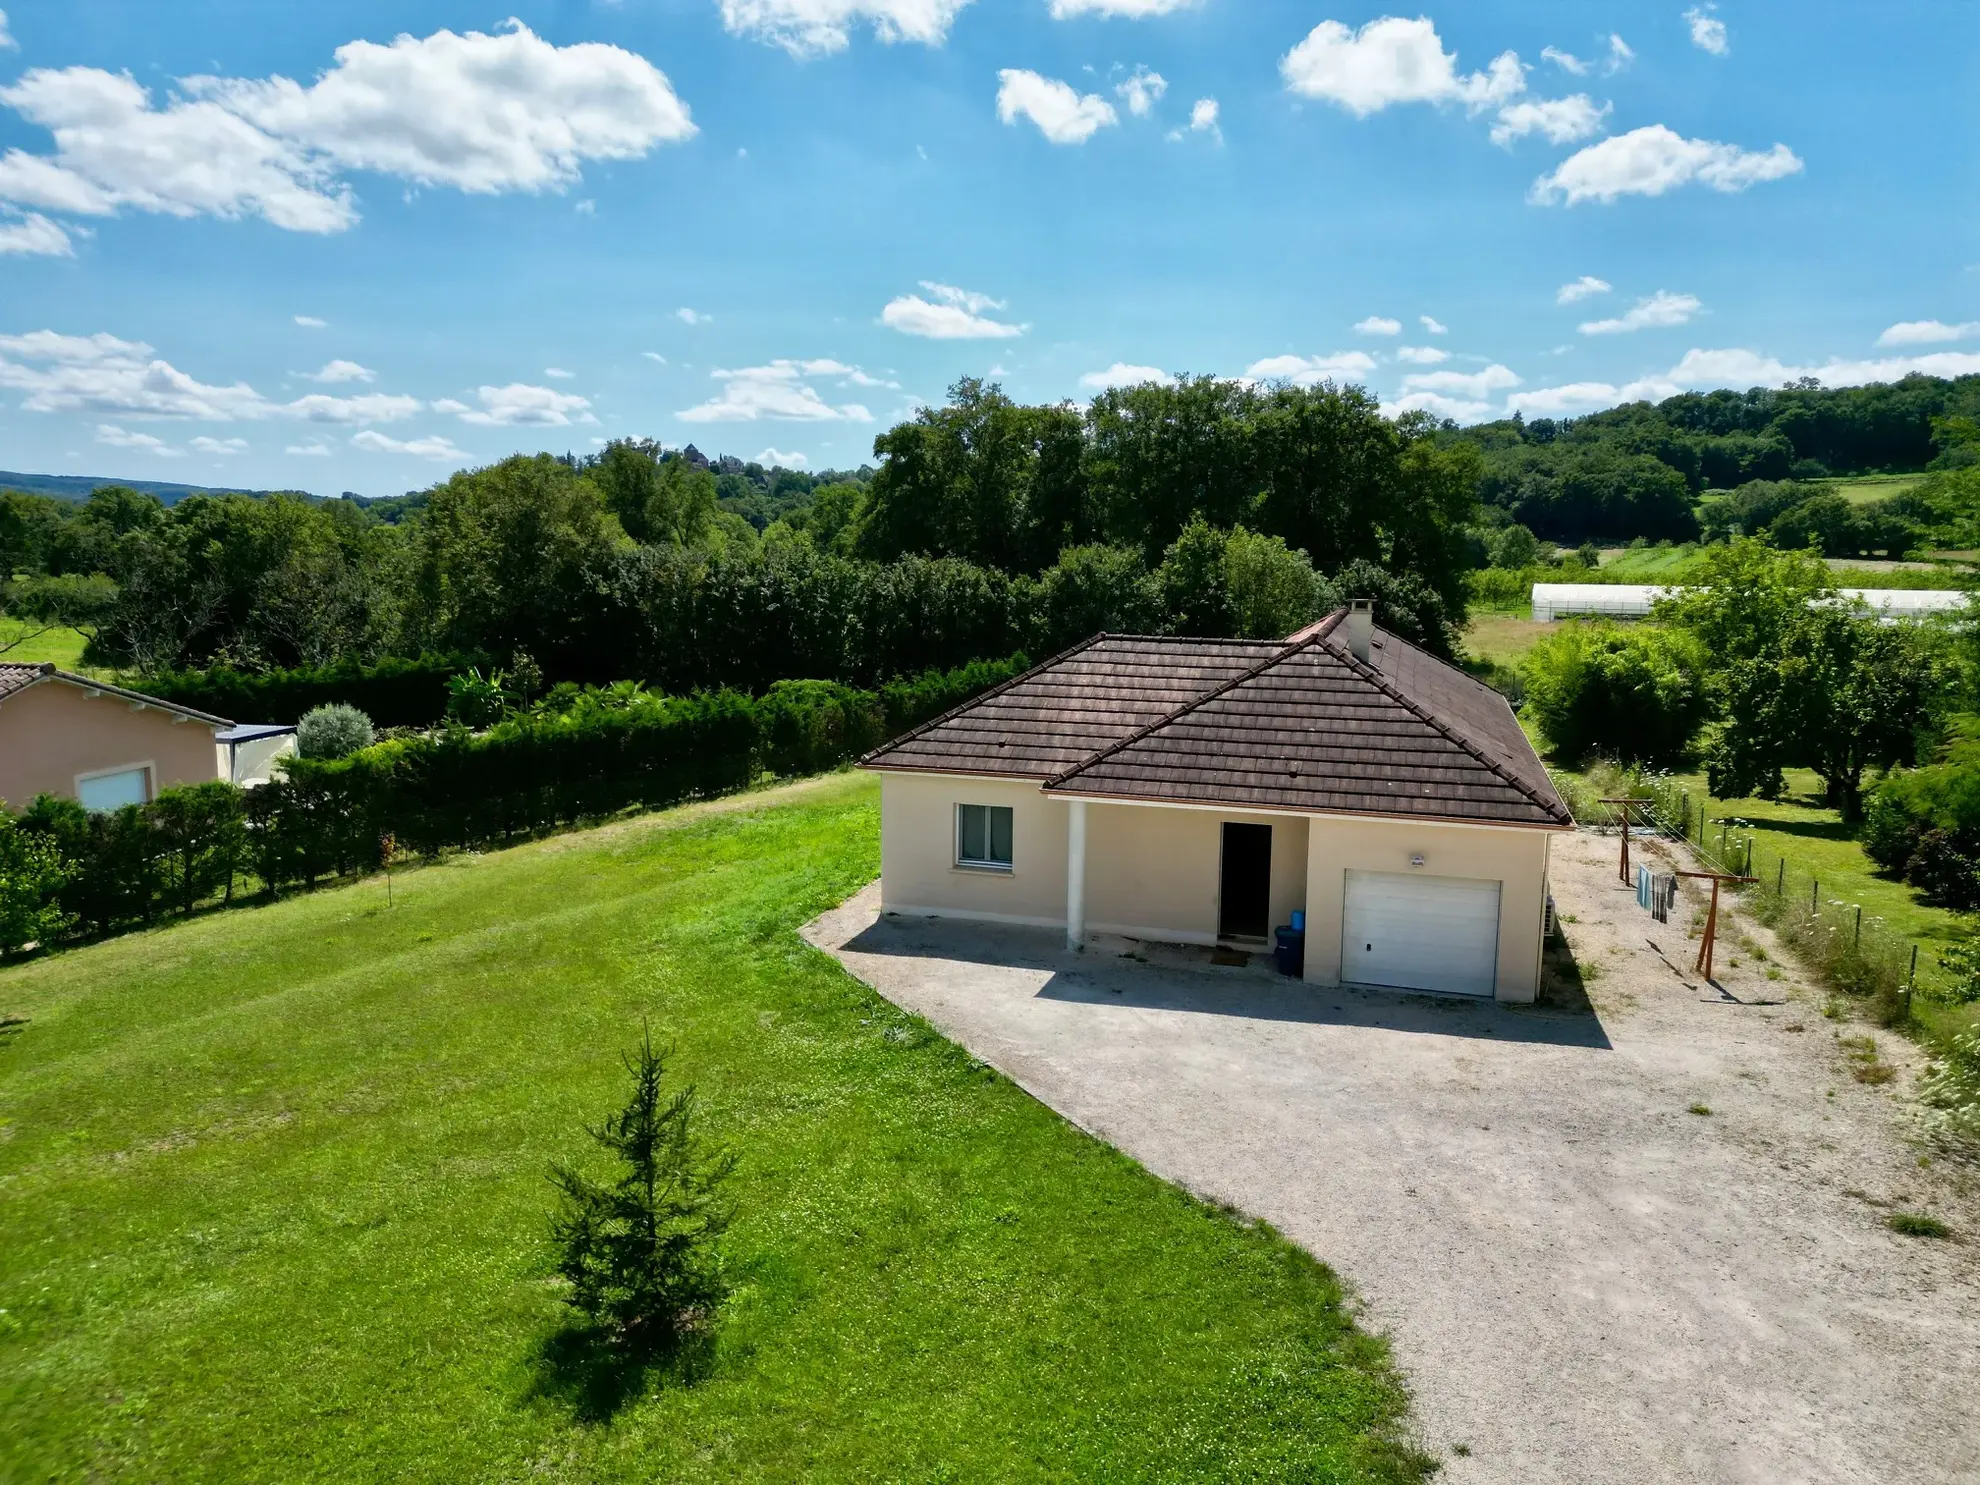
[{"left": 0, "top": 0, "right": 1974, "bottom": 497}]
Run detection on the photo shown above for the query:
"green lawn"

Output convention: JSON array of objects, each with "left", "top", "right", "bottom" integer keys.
[
  {"left": 0, "top": 618, "right": 91, "bottom": 670},
  {"left": 0, "top": 772, "right": 1426, "bottom": 1483},
  {"left": 1462, "top": 612, "right": 1552, "bottom": 669}
]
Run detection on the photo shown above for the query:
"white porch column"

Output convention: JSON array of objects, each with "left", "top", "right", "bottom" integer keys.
[{"left": 1066, "top": 798, "right": 1088, "bottom": 951}]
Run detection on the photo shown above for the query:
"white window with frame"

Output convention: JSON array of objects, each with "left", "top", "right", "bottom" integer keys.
[
  {"left": 76, "top": 764, "right": 153, "bottom": 813},
  {"left": 955, "top": 802, "right": 1014, "bottom": 871}
]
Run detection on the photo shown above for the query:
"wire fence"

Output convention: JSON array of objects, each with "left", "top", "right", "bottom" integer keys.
[{"left": 1548, "top": 767, "right": 1933, "bottom": 1023}]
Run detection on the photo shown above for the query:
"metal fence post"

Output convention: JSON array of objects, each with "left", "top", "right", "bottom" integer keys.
[
  {"left": 1854, "top": 906, "right": 1862, "bottom": 950},
  {"left": 1907, "top": 944, "right": 1918, "bottom": 1018},
  {"left": 1776, "top": 857, "right": 1785, "bottom": 896},
  {"left": 1811, "top": 877, "right": 1818, "bottom": 913}
]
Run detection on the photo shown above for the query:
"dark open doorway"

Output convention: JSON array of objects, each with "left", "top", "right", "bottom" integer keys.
[{"left": 1218, "top": 823, "right": 1272, "bottom": 939}]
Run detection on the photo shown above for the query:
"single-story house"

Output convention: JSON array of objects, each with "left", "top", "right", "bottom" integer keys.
[
  {"left": 860, "top": 603, "right": 1573, "bottom": 1003},
  {"left": 0, "top": 662, "right": 296, "bottom": 811}
]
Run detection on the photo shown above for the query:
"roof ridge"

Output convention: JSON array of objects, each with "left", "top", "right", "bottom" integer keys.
[
  {"left": 1044, "top": 623, "right": 1338, "bottom": 789},
  {"left": 1321, "top": 636, "right": 1570, "bottom": 823},
  {"left": 858, "top": 632, "right": 1109, "bottom": 767},
  {"left": 50, "top": 668, "right": 237, "bottom": 727}
]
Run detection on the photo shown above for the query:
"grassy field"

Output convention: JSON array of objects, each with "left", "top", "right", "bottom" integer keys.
[
  {"left": 1833, "top": 473, "right": 1926, "bottom": 505},
  {"left": 1462, "top": 612, "right": 1552, "bottom": 669},
  {"left": 0, "top": 772, "right": 1427, "bottom": 1484},
  {"left": 0, "top": 618, "right": 91, "bottom": 670}
]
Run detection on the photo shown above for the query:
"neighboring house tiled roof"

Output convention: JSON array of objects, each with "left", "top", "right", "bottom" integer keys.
[
  {"left": 862, "top": 613, "right": 1571, "bottom": 830},
  {"left": 0, "top": 662, "right": 235, "bottom": 727}
]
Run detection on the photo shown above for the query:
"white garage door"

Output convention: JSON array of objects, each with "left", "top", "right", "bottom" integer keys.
[{"left": 1342, "top": 870, "right": 1502, "bottom": 998}]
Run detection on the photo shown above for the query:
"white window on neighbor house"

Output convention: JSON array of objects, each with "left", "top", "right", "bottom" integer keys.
[
  {"left": 956, "top": 803, "right": 1014, "bottom": 871},
  {"left": 76, "top": 765, "right": 152, "bottom": 813}
]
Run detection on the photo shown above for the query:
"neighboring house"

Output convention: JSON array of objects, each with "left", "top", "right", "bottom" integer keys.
[
  {"left": 0, "top": 662, "right": 296, "bottom": 811},
  {"left": 861, "top": 603, "right": 1573, "bottom": 1003}
]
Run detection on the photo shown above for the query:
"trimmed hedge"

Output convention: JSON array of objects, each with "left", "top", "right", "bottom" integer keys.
[
  {"left": 129, "top": 654, "right": 478, "bottom": 727},
  {"left": 1, "top": 653, "right": 1028, "bottom": 951}
]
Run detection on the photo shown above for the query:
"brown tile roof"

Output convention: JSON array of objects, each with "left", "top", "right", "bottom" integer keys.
[
  {"left": 863, "top": 613, "right": 1570, "bottom": 830},
  {"left": 0, "top": 662, "right": 53, "bottom": 702},
  {"left": 0, "top": 663, "right": 235, "bottom": 726},
  {"left": 859, "top": 634, "right": 1286, "bottom": 779}
]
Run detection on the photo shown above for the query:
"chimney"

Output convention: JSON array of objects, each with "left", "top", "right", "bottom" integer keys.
[{"left": 1345, "top": 599, "right": 1373, "bottom": 664}]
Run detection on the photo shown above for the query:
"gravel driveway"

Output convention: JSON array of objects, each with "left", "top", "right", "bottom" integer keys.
[{"left": 804, "top": 829, "right": 1980, "bottom": 1484}]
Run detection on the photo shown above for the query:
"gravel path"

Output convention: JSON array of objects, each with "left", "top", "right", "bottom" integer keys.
[{"left": 805, "top": 829, "right": 1980, "bottom": 1484}]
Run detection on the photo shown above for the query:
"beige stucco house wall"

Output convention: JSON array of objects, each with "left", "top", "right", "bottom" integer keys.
[
  {"left": 0, "top": 677, "right": 227, "bottom": 809},
  {"left": 876, "top": 771, "right": 1553, "bottom": 1002}
]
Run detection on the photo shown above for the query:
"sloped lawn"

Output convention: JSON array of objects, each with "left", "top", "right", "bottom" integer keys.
[{"left": 0, "top": 773, "right": 1426, "bottom": 1483}]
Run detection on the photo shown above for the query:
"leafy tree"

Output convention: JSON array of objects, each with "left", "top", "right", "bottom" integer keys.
[
  {"left": 405, "top": 454, "right": 618, "bottom": 669},
  {"left": 1021, "top": 543, "right": 1156, "bottom": 652},
  {"left": 296, "top": 702, "right": 375, "bottom": 759},
  {"left": 1521, "top": 622, "right": 1707, "bottom": 766},
  {"left": 0, "top": 807, "right": 73, "bottom": 955},
  {"left": 550, "top": 1029, "right": 737, "bottom": 1346}
]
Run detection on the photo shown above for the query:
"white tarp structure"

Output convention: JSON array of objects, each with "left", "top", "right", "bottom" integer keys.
[{"left": 1530, "top": 583, "right": 1971, "bottom": 623}]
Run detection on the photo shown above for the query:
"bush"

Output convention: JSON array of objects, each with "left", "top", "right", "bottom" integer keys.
[
  {"left": 1916, "top": 1027, "right": 1980, "bottom": 1156},
  {"left": 0, "top": 808, "right": 72, "bottom": 954},
  {"left": 296, "top": 703, "right": 376, "bottom": 760},
  {"left": 1862, "top": 716, "right": 1980, "bottom": 903},
  {"left": 1521, "top": 622, "right": 1707, "bottom": 765},
  {"left": 550, "top": 1029, "right": 736, "bottom": 1345}
]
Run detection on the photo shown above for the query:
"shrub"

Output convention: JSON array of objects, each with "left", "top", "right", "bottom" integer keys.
[
  {"left": 550, "top": 1030, "right": 737, "bottom": 1346},
  {"left": 296, "top": 703, "right": 375, "bottom": 760},
  {"left": 0, "top": 808, "right": 73, "bottom": 955},
  {"left": 1521, "top": 622, "right": 1707, "bottom": 766},
  {"left": 1886, "top": 1211, "right": 1952, "bottom": 1238},
  {"left": 1916, "top": 1027, "right": 1980, "bottom": 1155},
  {"left": 445, "top": 667, "right": 512, "bottom": 728}
]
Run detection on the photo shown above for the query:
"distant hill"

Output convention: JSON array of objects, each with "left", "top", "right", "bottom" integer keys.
[{"left": 0, "top": 470, "right": 314, "bottom": 504}]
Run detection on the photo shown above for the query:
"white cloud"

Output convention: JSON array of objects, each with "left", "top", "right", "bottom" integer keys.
[
  {"left": 437, "top": 382, "right": 595, "bottom": 427},
  {"left": 1050, "top": 0, "right": 1198, "bottom": 14},
  {"left": 1579, "top": 289, "right": 1702, "bottom": 335},
  {"left": 574, "top": 198, "right": 595, "bottom": 215},
  {"left": 678, "top": 360, "right": 876, "bottom": 423},
  {"left": 305, "top": 358, "right": 375, "bottom": 384},
  {"left": 1187, "top": 97, "right": 1219, "bottom": 133},
  {"left": 0, "top": 210, "right": 70, "bottom": 256},
  {"left": 1532, "top": 124, "right": 1802, "bottom": 204},
  {"left": 997, "top": 69, "right": 1118, "bottom": 144},
  {"left": 1507, "top": 345, "right": 1980, "bottom": 418},
  {"left": 1387, "top": 391, "right": 1492, "bottom": 422},
  {"left": 1684, "top": 5, "right": 1729, "bottom": 56},
  {"left": 0, "top": 22, "right": 693, "bottom": 240},
  {"left": 1420, "top": 315, "right": 1448, "bottom": 335},
  {"left": 1079, "top": 362, "right": 1172, "bottom": 390},
  {"left": 0, "top": 11, "right": 13, "bottom": 50},
  {"left": 1556, "top": 274, "right": 1611, "bottom": 303},
  {"left": 1281, "top": 17, "right": 1523, "bottom": 117},
  {"left": 1354, "top": 315, "right": 1402, "bottom": 335},
  {"left": 1504, "top": 381, "right": 1626, "bottom": 417},
  {"left": 1396, "top": 345, "right": 1449, "bottom": 364},
  {"left": 95, "top": 423, "right": 179, "bottom": 456},
  {"left": 643, "top": 351, "right": 669, "bottom": 364},
  {"left": 1401, "top": 363, "right": 1521, "bottom": 398},
  {"left": 1605, "top": 34, "right": 1635, "bottom": 70},
  {"left": 190, "top": 435, "right": 248, "bottom": 455},
  {"left": 352, "top": 429, "right": 468, "bottom": 461},
  {"left": 882, "top": 281, "right": 1025, "bottom": 338},
  {"left": 1877, "top": 320, "right": 1980, "bottom": 347},
  {"left": 294, "top": 315, "right": 326, "bottom": 328},
  {"left": 0, "top": 329, "right": 421, "bottom": 424},
  {"left": 754, "top": 447, "right": 808, "bottom": 467},
  {"left": 1116, "top": 66, "right": 1166, "bottom": 117},
  {"left": 719, "top": 0, "right": 972, "bottom": 56},
  {"left": 677, "top": 307, "right": 709, "bottom": 325},
  {"left": 285, "top": 392, "right": 423, "bottom": 424},
  {"left": 1490, "top": 94, "right": 1607, "bottom": 146},
  {"left": 1243, "top": 351, "right": 1377, "bottom": 386},
  {"left": 545, "top": 366, "right": 576, "bottom": 379},
  {"left": 286, "top": 440, "right": 332, "bottom": 456},
  {"left": 1541, "top": 45, "right": 1588, "bottom": 76}
]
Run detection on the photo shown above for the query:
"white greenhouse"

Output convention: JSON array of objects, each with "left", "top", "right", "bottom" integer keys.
[{"left": 1529, "top": 583, "right": 1971, "bottom": 623}]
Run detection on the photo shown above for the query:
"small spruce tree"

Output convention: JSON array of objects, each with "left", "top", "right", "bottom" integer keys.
[{"left": 550, "top": 1028, "right": 737, "bottom": 1347}]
